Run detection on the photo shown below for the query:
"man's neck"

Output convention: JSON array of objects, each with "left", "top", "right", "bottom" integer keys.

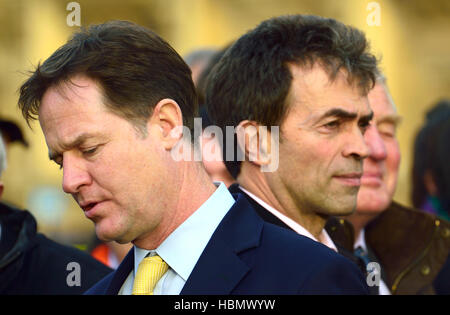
[
  {"left": 134, "top": 162, "right": 217, "bottom": 249},
  {"left": 346, "top": 212, "right": 378, "bottom": 242},
  {"left": 237, "top": 163, "right": 327, "bottom": 240}
]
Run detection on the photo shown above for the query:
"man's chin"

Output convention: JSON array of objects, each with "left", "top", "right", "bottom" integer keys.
[
  {"left": 95, "top": 226, "right": 126, "bottom": 243},
  {"left": 356, "top": 192, "right": 390, "bottom": 214},
  {"left": 317, "top": 198, "right": 357, "bottom": 217}
]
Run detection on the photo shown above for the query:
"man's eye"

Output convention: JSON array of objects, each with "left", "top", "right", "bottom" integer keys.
[
  {"left": 380, "top": 131, "right": 395, "bottom": 138},
  {"left": 378, "top": 125, "right": 396, "bottom": 138},
  {"left": 324, "top": 121, "right": 340, "bottom": 129},
  {"left": 82, "top": 147, "right": 97, "bottom": 155}
]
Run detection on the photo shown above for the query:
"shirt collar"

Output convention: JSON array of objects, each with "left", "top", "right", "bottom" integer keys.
[
  {"left": 239, "top": 186, "right": 338, "bottom": 252},
  {"left": 354, "top": 228, "right": 367, "bottom": 251},
  {"left": 134, "top": 181, "right": 235, "bottom": 280}
]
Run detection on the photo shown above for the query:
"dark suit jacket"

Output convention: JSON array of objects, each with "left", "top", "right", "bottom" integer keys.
[
  {"left": 85, "top": 193, "right": 369, "bottom": 295},
  {"left": 0, "top": 202, "right": 113, "bottom": 294},
  {"left": 228, "top": 185, "right": 366, "bottom": 268}
]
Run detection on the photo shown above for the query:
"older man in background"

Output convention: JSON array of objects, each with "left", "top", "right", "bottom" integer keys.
[{"left": 327, "top": 75, "right": 450, "bottom": 295}]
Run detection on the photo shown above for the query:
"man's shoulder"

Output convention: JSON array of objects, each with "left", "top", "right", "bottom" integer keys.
[
  {"left": 30, "top": 234, "right": 113, "bottom": 293},
  {"left": 84, "top": 271, "right": 115, "bottom": 295},
  {"left": 234, "top": 217, "right": 369, "bottom": 294},
  {"left": 366, "top": 201, "right": 450, "bottom": 294},
  {"left": 35, "top": 234, "right": 112, "bottom": 272},
  {"left": 261, "top": 219, "right": 358, "bottom": 265},
  {"left": 367, "top": 201, "right": 450, "bottom": 241}
]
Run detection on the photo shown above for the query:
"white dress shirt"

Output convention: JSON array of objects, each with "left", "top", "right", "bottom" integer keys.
[
  {"left": 119, "top": 182, "right": 235, "bottom": 295},
  {"left": 354, "top": 229, "right": 391, "bottom": 295},
  {"left": 239, "top": 186, "right": 338, "bottom": 252}
]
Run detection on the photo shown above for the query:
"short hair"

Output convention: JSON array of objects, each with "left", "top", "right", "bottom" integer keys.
[
  {"left": 412, "top": 99, "right": 450, "bottom": 213},
  {"left": 0, "top": 133, "right": 7, "bottom": 177},
  {"left": 206, "top": 15, "right": 379, "bottom": 178},
  {"left": 18, "top": 20, "right": 198, "bottom": 139}
]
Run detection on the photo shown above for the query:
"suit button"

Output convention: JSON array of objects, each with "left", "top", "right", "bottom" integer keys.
[
  {"left": 339, "top": 219, "right": 345, "bottom": 225},
  {"left": 421, "top": 265, "right": 431, "bottom": 276},
  {"left": 442, "top": 227, "right": 450, "bottom": 238}
]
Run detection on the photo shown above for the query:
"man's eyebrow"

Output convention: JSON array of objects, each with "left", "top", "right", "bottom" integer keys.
[
  {"left": 377, "top": 114, "right": 402, "bottom": 126},
  {"left": 48, "top": 133, "right": 101, "bottom": 161},
  {"left": 316, "top": 108, "right": 373, "bottom": 123},
  {"left": 359, "top": 111, "right": 374, "bottom": 124}
]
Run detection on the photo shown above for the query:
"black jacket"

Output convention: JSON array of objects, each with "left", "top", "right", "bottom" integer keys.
[
  {"left": 0, "top": 202, "right": 113, "bottom": 294},
  {"left": 227, "top": 184, "right": 367, "bottom": 274}
]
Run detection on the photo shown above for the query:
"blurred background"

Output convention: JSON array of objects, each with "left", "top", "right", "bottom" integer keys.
[{"left": 0, "top": 0, "right": 449, "bottom": 246}]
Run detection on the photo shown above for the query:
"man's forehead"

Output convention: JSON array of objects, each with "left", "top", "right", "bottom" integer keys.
[
  {"left": 368, "top": 83, "right": 400, "bottom": 122},
  {"left": 287, "top": 63, "right": 371, "bottom": 113},
  {"left": 293, "top": 92, "right": 371, "bottom": 125}
]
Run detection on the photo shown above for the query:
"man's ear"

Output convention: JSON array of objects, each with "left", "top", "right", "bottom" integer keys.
[
  {"left": 0, "top": 182, "right": 4, "bottom": 199},
  {"left": 236, "top": 120, "right": 273, "bottom": 167},
  {"left": 148, "top": 98, "right": 184, "bottom": 151}
]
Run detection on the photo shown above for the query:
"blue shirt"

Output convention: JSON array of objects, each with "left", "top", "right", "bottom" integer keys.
[{"left": 119, "top": 182, "right": 235, "bottom": 295}]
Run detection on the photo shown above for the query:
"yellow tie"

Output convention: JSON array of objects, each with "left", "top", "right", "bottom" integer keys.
[{"left": 132, "top": 255, "right": 169, "bottom": 295}]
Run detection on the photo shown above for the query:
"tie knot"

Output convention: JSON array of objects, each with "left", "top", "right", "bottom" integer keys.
[
  {"left": 132, "top": 255, "right": 169, "bottom": 295},
  {"left": 354, "top": 246, "right": 371, "bottom": 266}
]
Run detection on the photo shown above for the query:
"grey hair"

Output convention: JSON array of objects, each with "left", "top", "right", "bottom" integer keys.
[
  {"left": 374, "top": 71, "right": 397, "bottom": 113},
  {"left": 375, "top": 71, "right": 387, "bottom": 84},
  {"left": 183, "top": 48, "right": 217, "bottom": 68},
  {"left": 0, "top": 133, "right": 6, "bottom": 177}
]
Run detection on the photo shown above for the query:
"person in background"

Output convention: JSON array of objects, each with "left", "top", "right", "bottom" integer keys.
[
  {"left": 183, "top": 48, "right": 217, "bottom": 88},
  {"left": 199, "top": 106, "right": 235, "bottom": 187},
  {"left": 0, "top": 133, "right": 112, "bottom": 294},
  {"left": 411, "top": 100, "right": 450, "bottom": 221},
  {"left": 0, "top": 118, "right": 29, "bottom": 149},
  {"left": 89, "top": 234, "right": 132, "bottom": 269},
  {"left": 18, "top": 20, "right": 369, "bottom": 295},
  {"left": 196, "top": 45, "right": 235, "bottom": 187},
  {"left": 329, "top": 75, "right": 450, "bottom": 295}
]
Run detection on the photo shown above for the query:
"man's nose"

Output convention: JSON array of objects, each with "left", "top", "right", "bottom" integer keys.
[
  {"left": 62, "top": 154, "right": 91, "bottom": 194},
  {"left": 364, "top": 125, "right": 388, "bottom": 161},
  {"left": 343, "top": 127, "right": 371, "bottom": 160}
]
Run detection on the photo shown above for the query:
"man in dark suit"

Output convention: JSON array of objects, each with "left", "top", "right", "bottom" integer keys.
[
  {"left": 206, "top": 15, "right": 377, "bottom": 266},
  {"left": 18, "top": 20, "right": 368, "bottom": 295}
]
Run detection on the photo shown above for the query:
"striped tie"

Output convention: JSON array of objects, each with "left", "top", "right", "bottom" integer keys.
[{"left": 132, "top": 255, "right": 169, "bottom": 295}]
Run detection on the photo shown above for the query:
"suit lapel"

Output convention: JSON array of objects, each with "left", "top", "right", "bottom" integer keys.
[
  {"left": 181, "top": 194, "right": 263, "bottom": 294},
  {"left": 231, "top": 185, "right": 366, "bottom": 270},
  {"left": 229, "top": 183, "right": 291, "bottom": 230},
  {"left": 105, "top": 247, "right": 134, "bottom": 295}
]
